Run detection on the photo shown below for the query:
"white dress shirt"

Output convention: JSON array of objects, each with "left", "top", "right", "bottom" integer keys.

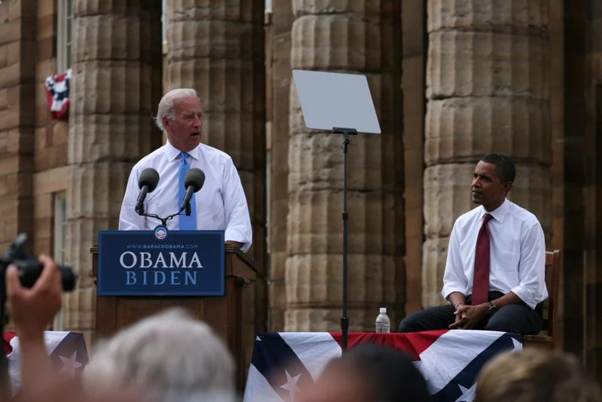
[
  {"left": 119, "top": 141, "right": 253, "bottom": 253},
  {"left": 441, "top": 199, "right": 548, "bottom": 309}
]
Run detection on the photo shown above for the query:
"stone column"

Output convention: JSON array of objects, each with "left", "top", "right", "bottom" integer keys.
[
  {"left": 554, "top": 0, "right": 585, "bottom": 364},
  {"left": 64, "top": 0, "right": 163, "bottom": 339},
  {"left": 268, "top": 0, "right": 294, "bottom": 331},
  {"left": 286, "top": 1, "right": 404, "bottom": 331},
  {"left": 165, "top": 0, "right": 267, "bottom": 369},
  {"left": 584, "top": 0, "right": 602, "bottom": 379},
  {"left": 0, "top": 0, "right": 36, "bottom": 251},
  {"left": 423, "top": 0, "right": 552, "bottom": 307},
  {"left": 402, "top": 0, "right": 427, "bottom": 315}
]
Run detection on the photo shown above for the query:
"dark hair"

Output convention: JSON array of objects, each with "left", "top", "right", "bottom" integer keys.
[
  {"left": 481, "top": 154, "right": 516, "bottom": 183},
  {"left": 341, "top": 343, "right": 431, "bottom": 402}
]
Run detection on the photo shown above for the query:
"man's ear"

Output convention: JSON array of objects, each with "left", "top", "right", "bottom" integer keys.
[
  {"left": 503, "top": 181, "right": 513, "bottom": 194},
  {"left": 162, "top": 116, "right": 170, "bottom": 129}
]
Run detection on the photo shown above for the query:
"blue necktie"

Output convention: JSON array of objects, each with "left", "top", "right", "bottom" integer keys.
[{"left": 178, "top": 152, "right": 197, "bottom": 230}]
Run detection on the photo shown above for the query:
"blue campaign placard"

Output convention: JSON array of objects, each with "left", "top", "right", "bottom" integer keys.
[{"left": 97, "top": 228, "right": 225, "bottom": 296}]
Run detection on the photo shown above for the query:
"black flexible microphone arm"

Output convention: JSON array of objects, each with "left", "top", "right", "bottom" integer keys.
[
  {"left": 136, "top": 166, "right": 203, "bottom": 227},
  {"left": 136, "top": 202, "right": 190, "bottom": 228},
  {"left": 135, "top": 185, "right": 150, "bottom": 215}
]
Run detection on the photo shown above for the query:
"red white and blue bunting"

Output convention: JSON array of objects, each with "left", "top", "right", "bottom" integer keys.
[{"left": 44, "top": 69, "right": 72, "bottom": 120}]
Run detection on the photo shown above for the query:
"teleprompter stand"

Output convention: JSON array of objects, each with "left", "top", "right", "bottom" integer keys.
[
  {"left": 332, "top": 127, "right": 357, "bottom": 351},
  {"left": 292, "top": 70, "right": 381, "bottom": 353}
]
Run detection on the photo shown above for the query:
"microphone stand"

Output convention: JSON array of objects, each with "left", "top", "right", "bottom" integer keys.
[
  {"left": 332, "top": 127, "right": 357, "bottom": 353},
  {"left": 136, "top": 201, "right": 192, "bottom": 228}
]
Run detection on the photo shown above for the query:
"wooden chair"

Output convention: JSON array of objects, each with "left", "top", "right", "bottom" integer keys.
[{"left": 522, "top": 250, "right": 561, "bottom": 350}]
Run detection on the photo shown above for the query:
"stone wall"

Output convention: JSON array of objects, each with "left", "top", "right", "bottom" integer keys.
[
  {"left": 33, "top": 0, "right": 68, "bottom": 260},
  {"left": 64, "top": 0, "right": 164, "bottom": 341},
  {"left": 402, "top": 0, "right": 426, "bottom": 314},
  {"left": 268, "top": 0, "right": 294, "bottom": 331},
  {"left": 0, "top": 0, "right": 36, "bottom": 253}
]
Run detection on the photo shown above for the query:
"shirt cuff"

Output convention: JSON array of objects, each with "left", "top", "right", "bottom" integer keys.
[
  {"left": 509, "top": 285, "right": 536, "bottom": 310},
  {"left": 225, "top": 228, "right": 252, "bottom": 253},
  {"left": 441, "top": 285, "right": 466, "bottom": 302}
]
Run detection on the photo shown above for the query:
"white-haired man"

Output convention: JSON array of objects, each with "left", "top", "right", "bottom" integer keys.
[
  {"left": 83, "top": 308, "right": 237, "bottom": 402},
  {"left": 118, "top": 88, "right": 252, "bottom": 252}
]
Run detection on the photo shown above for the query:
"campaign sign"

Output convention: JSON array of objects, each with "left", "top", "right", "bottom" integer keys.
[{"left": 97, "top": 228, "right": 225, "bottom": 296}]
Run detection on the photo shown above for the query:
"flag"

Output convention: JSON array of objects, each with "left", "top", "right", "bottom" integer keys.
[
  {"left": 44, "top": 69, "right": 72, "bottom": 120},
  {"left": 4, "top": 331, "right": 89, "bottom": 392},
  {"left": 243, "top": 330, "right": 522, "bottom": 402}
]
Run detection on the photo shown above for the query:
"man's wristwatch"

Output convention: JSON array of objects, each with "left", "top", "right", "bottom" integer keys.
[{"left": 487, "top": 301, "right": 497, "bottom": 314}]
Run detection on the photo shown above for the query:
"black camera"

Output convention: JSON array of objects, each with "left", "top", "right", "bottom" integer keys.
[
  {"left": 0, "top": 233, "right": 77, "bottom": 292},
  {"left": 0, "top": 234, "right": 77, "bottom": 385}
]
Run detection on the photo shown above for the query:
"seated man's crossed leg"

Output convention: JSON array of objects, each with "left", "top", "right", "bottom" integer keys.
[{"left": 399, "top": 291, "right": 542, "bottom": 335}]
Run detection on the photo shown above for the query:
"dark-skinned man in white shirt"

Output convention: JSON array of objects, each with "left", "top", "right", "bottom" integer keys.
[{"left": 399, "top": 154, "right": 547, "bottom": 335}]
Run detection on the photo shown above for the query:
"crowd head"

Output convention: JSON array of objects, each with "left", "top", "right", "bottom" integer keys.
[
  {"left": 83, "top": 308, "right": 236, "bottom": 402},
  {"left": 475, "top": 349, "right": 602, "bottom": 402}
]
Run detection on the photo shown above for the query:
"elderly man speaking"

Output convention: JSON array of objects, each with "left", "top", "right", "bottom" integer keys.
[{"left": 118, "top": 88, "right": 252, "bottom": 253}]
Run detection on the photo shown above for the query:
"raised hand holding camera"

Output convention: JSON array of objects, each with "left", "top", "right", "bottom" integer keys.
[
  {"left": 0, "top": 235, "right": 77, "bottom": 396},
  {"left": 6, "top": 254, "right": 62, "bottom": 338}
]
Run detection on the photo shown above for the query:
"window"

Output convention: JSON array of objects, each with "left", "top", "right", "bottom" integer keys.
[
  {"left": 52, "top": 191, "right": 67, "bottom": 330},
  {"left": 57, "top": 0, "right": 73, "bottom": 72}
]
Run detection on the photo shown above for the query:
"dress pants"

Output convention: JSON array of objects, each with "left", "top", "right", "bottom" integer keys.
[{"left": 398, "top": 291, "right": 543, "bottom": 335}]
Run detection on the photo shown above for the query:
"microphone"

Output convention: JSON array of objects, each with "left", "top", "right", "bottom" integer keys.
[
  {"left": 135, "top": 168, "right": 160, "bottom": 215},
  {"left": 180, "top": 168, "right": 205, "bottom": 215}
]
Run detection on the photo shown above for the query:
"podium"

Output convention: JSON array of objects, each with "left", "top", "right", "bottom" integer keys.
[{"left": 91, "top": 238, "right": 257, "bottom": 390}]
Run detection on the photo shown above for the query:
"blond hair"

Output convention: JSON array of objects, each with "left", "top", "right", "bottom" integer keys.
[{"left": 474, "top": 349, "right": 602, "bottom": 402}]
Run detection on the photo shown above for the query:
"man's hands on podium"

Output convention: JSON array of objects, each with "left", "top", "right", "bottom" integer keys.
[
  {"left": 225, "top": 241, "right": 243, "bottom": 249},
  {"left": 449, "top": 304, "right": 488, "bottom": 330}
]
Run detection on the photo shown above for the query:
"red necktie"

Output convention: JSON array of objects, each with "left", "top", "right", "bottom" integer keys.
[{"left": 472, "top": 213, "right": 493, "bottom": 305}]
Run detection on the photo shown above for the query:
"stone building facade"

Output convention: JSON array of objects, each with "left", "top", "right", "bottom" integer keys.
[{"left": 1, "top": 0, "right": 601, "bottom": 378}]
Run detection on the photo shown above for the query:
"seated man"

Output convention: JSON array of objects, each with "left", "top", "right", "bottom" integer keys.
[{"left": 399, "top": 154, "right": 547, "bottom": 335}]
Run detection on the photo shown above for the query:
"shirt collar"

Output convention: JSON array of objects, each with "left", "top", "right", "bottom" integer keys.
[
  {"left": 480, "top": 198, "right": 509, "bottom": 223},
  {"left": 165, "top": 140, "right": 201, "bottom": 162}
]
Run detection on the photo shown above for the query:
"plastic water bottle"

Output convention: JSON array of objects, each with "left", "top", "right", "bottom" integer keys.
[{"left": 375, "top": 307, "right": 391, "bottom": 333}]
